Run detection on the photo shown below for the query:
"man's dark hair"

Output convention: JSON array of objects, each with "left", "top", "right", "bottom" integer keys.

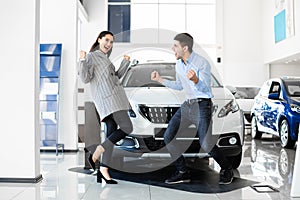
[{"left": 174, "top": 33, "right": 193, "bottom": 53}]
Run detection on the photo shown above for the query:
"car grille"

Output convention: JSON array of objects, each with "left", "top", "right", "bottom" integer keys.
[{"left": 138, "top": 105, "right": 179, "bottom": 124}]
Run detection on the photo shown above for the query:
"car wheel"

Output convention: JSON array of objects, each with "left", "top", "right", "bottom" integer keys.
[
  {"left": 251, "top": 116, "right": 262, "bottom": 139},
  {"left": 227, "top": 151, "right": 242, "bottom": 169},
  {"left": 279, "top": 119, "right": 295, "bottom": 149}
]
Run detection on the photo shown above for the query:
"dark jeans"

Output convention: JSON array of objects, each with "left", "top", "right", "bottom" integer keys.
[
  {"left": 100, "top": 110, "right": 133, "bottom": 168},
  {"left": 164, "top": 99, "right": 232, "bottom": 172}
]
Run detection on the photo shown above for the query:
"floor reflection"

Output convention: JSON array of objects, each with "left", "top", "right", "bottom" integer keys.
[
  {"left": 243, "top": 134, "right": 296, "bottom": 197},
  {"left": 0, "top": 134, "right": 299, "bottom": 200}
]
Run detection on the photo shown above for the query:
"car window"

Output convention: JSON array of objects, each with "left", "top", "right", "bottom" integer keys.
[
  {"left": 122, "top": 63, "right": 221, "bottom": 87},
  {"left": 211, "top": 74, "right": 221, "bottom": 87},
  {"left": 283, "top": 80, "right": 300, "bottom": 97},
  {"left": 234, "top": 87, "right": 260, "bottom": 99},
  {"left": 269, "top": 81, "right": 281, "bottom": 94},
  {"left": 122, "top": 64, "right": 175, "bottom": 87}
]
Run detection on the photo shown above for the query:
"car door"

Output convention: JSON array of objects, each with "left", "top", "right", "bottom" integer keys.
[
  {"left": 254, "top": 80, "right": 270, "bottom": 128},
  {"left": 264, "top": 81, "right": 282, "bottom": 132}
]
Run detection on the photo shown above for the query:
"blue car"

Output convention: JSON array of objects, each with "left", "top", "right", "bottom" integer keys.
[{"left": 251, "top": 77, "right": 300, "bottom": 148}]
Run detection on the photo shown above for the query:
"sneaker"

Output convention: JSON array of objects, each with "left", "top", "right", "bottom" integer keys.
[
  {"left": 219, "top": 169, "right": 234, "bottom": 185},
  {"left": 165, "top": 171, "right": 191, "bottom": 184}
]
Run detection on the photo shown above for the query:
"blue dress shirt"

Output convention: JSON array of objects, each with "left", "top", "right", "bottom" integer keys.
[{"left": 163, "top": 51, "right": 213, "bottom": 100}]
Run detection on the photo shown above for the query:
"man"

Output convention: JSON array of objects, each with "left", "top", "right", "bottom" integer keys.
[{"left": 151, "top": 33, "right": 234, "bottom": 185}]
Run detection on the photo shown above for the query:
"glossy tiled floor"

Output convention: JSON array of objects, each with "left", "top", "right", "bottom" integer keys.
[{"left": 1, "top": 134, "right": 299, "bottom": 200}]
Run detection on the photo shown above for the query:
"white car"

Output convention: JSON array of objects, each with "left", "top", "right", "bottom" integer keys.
[
  {"left": 233, "top": 86, "right": 260, "bottom": 123},
  {"left": 115, "top": 62, "right": 244, "bottom": 169},
  {"left": 226, "top": 86, "right": 260, "bottom": 131}
]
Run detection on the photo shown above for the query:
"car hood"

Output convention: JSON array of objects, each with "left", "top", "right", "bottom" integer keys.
[
  {"left": 125, "top": 88, "right": 185, "bottom": 105},
  {"left": 124, "top": 87, "right": 234, "bottom": 105},
  {"left": 290, "top": 97, "right": 300, "bottom": 105},
  {"left": 235, "top": 99, "right": 254, "bottom": 112}
]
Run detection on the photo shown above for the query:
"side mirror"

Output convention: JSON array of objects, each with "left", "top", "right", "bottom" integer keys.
[
  {"left": 226, "top": 85, "right": 237, "bottom": 95},
  {"left": 268, "top": 93, "right": 279, "bottom": 100},
  {"left": 130, "top": 59, "right": 139, "bottom": 67}
]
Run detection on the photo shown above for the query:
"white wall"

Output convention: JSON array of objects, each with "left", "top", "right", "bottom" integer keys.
[
  {"left": 270, "top": 63, "right": 300, "bottom": 78},
  {"left": 262, "top": 0, "right": 300, "bottom": 63},
  {"left": 0, "top": 0, "right": 41, "bottom": 180},
  {"left": 40, "top": 0, "right": 78, "bottom": 150},
  {"left": 221, "top": 0, "right": 300, "bottom": 86},
  {"left": 262, "top": 0, "right": 300, "bottom": 78},
  {"left": 80, "top": 0, "right": 107, "bottom": 51},
  {"left": 221, "top": 0, "right": 267, "bottom": 87},
  {"left": 77, "top": 0, "right": 108, "bottom": 130},
  {"left": 78, "top": 0, "right": 107, "bottom": 102}
]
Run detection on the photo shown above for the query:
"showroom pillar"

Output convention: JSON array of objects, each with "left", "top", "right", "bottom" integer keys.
[
  {"left": 0, "top": 0, "right": 42, "bottom": 182},
  {"left": 291, "top": 125, "right": 300, "bottom": 197}
]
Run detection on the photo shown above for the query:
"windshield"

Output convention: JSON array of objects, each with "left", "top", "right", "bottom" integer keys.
[
  {"left": 283, "top": 80, "right": 300, "bottom": 97},
  {"left": 234, "top": 87, "right": 260, "bottom": 99},
  {"left": 122, "top": 63, "right": 221, "bottom": 87}
]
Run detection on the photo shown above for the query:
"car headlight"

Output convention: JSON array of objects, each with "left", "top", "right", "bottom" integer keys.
[
  {"left": 128, "top": 109, "right": 137, "bottom": 118},
  {"left": 218, "top": 99, "right": 239, "bottom": 118},
  {"left": 291, "top": 104, "right": 300, "bottom": 114}
]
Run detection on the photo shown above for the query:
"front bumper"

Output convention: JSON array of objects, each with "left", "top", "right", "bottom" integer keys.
[{"left": 114, "top": 131, "right": 242, "bottom": 158}]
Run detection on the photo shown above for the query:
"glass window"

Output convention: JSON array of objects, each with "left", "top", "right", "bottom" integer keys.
[
  {"left": 130, "top": 4, "right": 159, "bottom": 43},
  {"left": 186, "top": 0, "right": 216, "bottom": 4},
  {"left": 122, "top": 62, "right": 221, "bottom": 88},
  {"left": 270, "top": 82, "right": 281, "bottom": 94},
  {"left": 159, "top": 4, "right": 186, "bottom": 33},
  {"left": 108, "top": 0, "right": 130, "bottom": 2},
  {"left": 283, "top": 80, "right": 300, "bottom": 97},
  {"left": 131, "top": 4, "right": 158, "bottom": 30},
  {"left": 122, "top": 64, "right": 176, "bottom": 87},
  {"left": 186, "top": 4, "right": 216, "bottom": 44},
  {"left": 108, "top": 5, "right": 131, "bottom": 42},
  {"left": 159, "top": 0, "right": 185, "bottom": 3},
  {"left": 131, "top": 0, "right": 158, "bottom": 3},
  {"left": 108, "top": 0, "right": 216, "bottom": 49},
  {"left": 211, "top": 74, "right": 221, "bottom": 87}
]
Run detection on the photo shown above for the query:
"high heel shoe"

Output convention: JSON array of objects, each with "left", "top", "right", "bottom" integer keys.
[
  {"left": 97, "top": 170, "right": 118, "bottom": 184},
  {"left": 84, "top": 148, "right": 96, "bottom": 171}
]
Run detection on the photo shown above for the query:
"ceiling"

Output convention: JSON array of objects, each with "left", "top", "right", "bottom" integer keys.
[{"left": 270, "top": 52, "right": 300, "bottom": 65}]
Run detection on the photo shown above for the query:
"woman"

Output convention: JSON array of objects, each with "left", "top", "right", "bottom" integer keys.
[{"left": 78, "top": 31, "right": 133, "bottom": 184}]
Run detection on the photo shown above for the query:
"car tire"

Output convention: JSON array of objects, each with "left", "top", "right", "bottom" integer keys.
[
  {"left": 279, "top": 119, "right": 295, "bottom": 149},
  {"left": 227, "top": 151, "right": 242, "bottom": 169},
  {"left": 251, "top": 116, "right": 262, "bottom": 139}
]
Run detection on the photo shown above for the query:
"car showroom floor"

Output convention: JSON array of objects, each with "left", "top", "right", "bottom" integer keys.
[{"left": 0, "top": 134, "right": 299, "bottom": 200}]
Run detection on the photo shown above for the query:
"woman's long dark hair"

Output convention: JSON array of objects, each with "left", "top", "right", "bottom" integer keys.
[{"left": 89, "top": 31, "right": 114, "bottom": 56}]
